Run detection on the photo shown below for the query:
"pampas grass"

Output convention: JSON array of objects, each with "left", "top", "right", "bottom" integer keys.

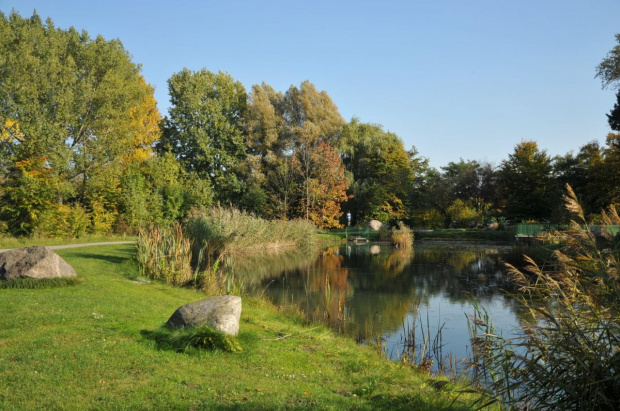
[{"left": 467, "top": 185, "right": 620, "bottom": 411}]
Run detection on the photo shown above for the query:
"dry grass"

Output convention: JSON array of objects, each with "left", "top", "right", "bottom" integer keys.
[
  {"left": 467, "top": 185, "right": 620, "bottom": 411},
  {"left": 391, "top": 221, "right": 414, "bottom": 249}
]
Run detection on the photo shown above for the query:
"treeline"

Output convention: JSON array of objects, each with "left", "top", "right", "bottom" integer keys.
[{"left": 1, "top": 11, "right": 619, "bottom": 237}]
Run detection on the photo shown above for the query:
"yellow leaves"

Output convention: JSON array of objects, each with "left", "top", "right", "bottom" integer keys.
[
  {"left": 1, "top": 119, "right": 24, "bottom": 142},
  {"left": 122, "top": 77, "right": 162, "bottom": 164}
]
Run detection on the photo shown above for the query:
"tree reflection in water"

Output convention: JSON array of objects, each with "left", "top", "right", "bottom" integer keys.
[{"left": 229, "top": 242, "right": 525, "bottom": 373}]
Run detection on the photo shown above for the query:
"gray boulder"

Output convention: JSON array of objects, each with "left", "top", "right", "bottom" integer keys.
[
  {"left": 0, "top": 246, "right": 77, "bottom": 280},
  {"left": 368, "top": 219, "right": 383, "bottom": 231},
  {"left": 166, "top": 296, "right": 242, "bottom": 336}
]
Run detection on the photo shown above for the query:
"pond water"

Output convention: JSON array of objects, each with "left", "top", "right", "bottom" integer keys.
[{"left": 226, "top": 242, "right": 526, "bottom": 374}]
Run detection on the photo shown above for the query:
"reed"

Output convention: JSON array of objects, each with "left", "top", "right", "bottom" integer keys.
[
  {"left": 136, "top": 224, "right": 194, "bottom": 286},
  {"left": 391, "top": 221, "right": 414, "bottom": 249},
  {"left": 398, "top": 301, "right": 458, "bottom": 378},
  {"left": 136, "top": 207, "right": 318, "bottom": 295},
  {"left": 184, "top": 206, "right": 317, "bottom": 267},
  {"left": 467, "top": 185, "right": 620, "bottom": 411}
]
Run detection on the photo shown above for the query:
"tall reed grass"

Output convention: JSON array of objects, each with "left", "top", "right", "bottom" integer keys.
[
  {"left": 467, "top": 185, "right": 620, "bottom": 411},
  {"left": 391, "top": 221, "right": 414, "bottom": 249},
  {"left": 185, "top": 206, "right": 317, "bottom": 266},
  {"left": 136, "top": 207, "right": 318, "bottom": 294},
  {"left": 136, "top": 224, "right": 195, "bottom": 286}
]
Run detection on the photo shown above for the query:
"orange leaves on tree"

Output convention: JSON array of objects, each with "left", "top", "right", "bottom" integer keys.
[{"left": 303, "top": 142, "right": 350, "bottom": 229}]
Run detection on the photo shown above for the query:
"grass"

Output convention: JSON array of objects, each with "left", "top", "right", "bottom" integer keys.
[
  {"left": 467, "top": 186, "right": 620, "bottom": 410},
  {"left": 391, "top": 222, "right": 414, "bottom": 249},
  {"left": 185, "top": 207, "right": 318, "bottom": 264},
  {"left": 0, "top": 244, "right": 490, "bottom": 410},
  {"left": 0, "top": 277, "right": 83, "bottom": 289}
]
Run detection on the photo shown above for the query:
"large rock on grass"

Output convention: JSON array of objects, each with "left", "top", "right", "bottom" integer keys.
[
  {"left": 368, "top": 220, "right": 383, "bottom": 231},
  {"left": 0, "top": 246, "right": 76, "bottom": 281},
  {"left": 166, "top": 296, "right": 242, "bottom": 336}
]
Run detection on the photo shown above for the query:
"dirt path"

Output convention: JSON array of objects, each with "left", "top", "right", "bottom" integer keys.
[{"left": 0, "top": 241, "right": 135, "bottom": 253}]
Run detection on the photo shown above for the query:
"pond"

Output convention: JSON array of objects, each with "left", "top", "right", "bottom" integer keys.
[{"left": 226, "top": 241, "right": 526, "bottom": 374}]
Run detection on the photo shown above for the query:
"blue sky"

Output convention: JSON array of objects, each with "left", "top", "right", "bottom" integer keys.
[{"left": 2, "top": 0, "right": 620, "bottom": 168}]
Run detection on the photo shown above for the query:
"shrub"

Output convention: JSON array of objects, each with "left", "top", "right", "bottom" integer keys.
[
  {"left": 34, "top": 204, "right": 89, "bottom": 238},
  {"left": 467, "top": 185, "right": 620, "bottom": 411}
]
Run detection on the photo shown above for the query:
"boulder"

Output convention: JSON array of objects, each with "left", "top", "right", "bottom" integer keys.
[
  {"left": 0, "top": 246, "right": 77, "bottom": 281},
  {"left": 166, "top": 296, "right": 242, "bottom": 336},
  {"left": 368, "top": 220, "right": 383, "bottom": 231}
]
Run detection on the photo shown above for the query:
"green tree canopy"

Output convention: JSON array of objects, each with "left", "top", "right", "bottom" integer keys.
[
  {"left": 596, "top": 33, "right": 620, "bottom": 89},
  {"left": 0, "top": 11, "right": 160, "bottom": 235},
  {"left": 338, "top": 118, "right": 416, "bottom": 224},
  {"left": 160, "top": 68, "right": 247, "bottom": 203},
  {"left": 607, "top": 90, "right": 620, "bottom": 131},
  {"left": 498, "top": 141, "right": 555, "bottom": 221}
]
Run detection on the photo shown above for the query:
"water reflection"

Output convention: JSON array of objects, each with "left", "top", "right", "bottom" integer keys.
[{"left": 228, "top": 242, "right": 525, "bottom": 371}]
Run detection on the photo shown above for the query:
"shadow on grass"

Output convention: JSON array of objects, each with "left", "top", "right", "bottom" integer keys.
[
  {"left": 72, "top": 252, "right": 132, "bottom": 265},
  {"left": 0, "top": 277, "right": 83, "bottom": 289}
]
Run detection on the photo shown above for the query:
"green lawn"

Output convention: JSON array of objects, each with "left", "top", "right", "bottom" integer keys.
[{"left": 0, "top": 244, "right": 489, "bottom": 410}]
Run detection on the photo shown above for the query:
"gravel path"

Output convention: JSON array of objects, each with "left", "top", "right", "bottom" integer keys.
[{"left": 0, "top": 241, "right": 135, "bottom": 253}]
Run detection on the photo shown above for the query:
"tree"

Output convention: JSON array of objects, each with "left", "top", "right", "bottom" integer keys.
[
  {"left": 440, "top": 159, "right": 497, "bottom": 226},
  {"left": 554, "top": 141, "right": 606, "bottom": 220},
  {"left": 596, "top": 33, "right": 620, "bottom": 89},
  {"left": 338, "top": 119, "right": 415, "bottom": 224},
  {"left": 160, "top": 68, "right": 247, "bottom": 204},
  {"left": 603, "top": 132, "right": 620, "bottom": 207},
  {"left": 244, "top": 80, "right": 347, "bottom": 223},
  {"left": 283, "top": 81, "right": 345, "bottom": 221},
  {"left": 607, "top": 90, "right": 620, "bottom": 131},
  {"left": 302, "top": 142, "right": 349, "bottom": 228},
  {"left": 446, "top": 199, "right": 480, "bottom": 228},
  {"left": 498, "top": 141, "right": 555, "bottom": 221},
  {"left": 0, "top": 11, "right": 160, "bottom": 234}
]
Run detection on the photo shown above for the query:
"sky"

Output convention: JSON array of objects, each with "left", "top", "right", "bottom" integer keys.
[{"left": 2, "top": 0, "right": 620, "bottom": 169}]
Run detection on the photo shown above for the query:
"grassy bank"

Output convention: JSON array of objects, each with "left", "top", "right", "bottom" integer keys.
[{"left": 0, "top": 244, "right": 488, "bottom": 410}]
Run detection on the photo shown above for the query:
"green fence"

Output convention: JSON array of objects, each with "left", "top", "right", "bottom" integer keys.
[
  {"left": 514, "top": 224, "right": 552, "bottom": 237},
  {"left": 588, "top": 225, "right": 620, "bottom": 237},
  {"left": 515, "top": 224, "right": 619, "bottom": 237}
]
